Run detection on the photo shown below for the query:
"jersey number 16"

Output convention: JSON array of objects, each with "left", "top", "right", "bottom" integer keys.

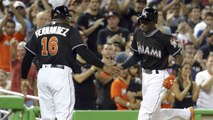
[{"left": 41, "top": 36, "right": 58, "bottom": 56}]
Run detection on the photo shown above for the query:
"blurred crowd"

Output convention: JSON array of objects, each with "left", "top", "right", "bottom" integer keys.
[{"left": 0, "top": 0, "right": 213, "bottom": 111}]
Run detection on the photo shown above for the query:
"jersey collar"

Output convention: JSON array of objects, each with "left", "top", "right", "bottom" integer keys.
[{"left": 142, "top": 28, "right": 159, "bottom": 37}]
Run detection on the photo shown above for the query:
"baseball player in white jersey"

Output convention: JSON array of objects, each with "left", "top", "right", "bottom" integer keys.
[{"left": 119, "top": 7, "right": 194, "bottom": 120}]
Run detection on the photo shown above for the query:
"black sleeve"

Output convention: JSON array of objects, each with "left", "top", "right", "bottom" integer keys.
[
  {"left": 130, "top": 31, "right": 139, "bottom": 53},
  {"left": 75, "top": 46, "right": 104, "bottom": 69},
  {"left": 122, "top": 51, "right": 141, "bottom": 69},
  {"left": 21, "top": 50, "right": 35, "bottom": 79},
  {"left": 70, "top": 27, "right": 86, "bottom": 51},
  {"left": 164, "top": 35, "right": 181, "bottom": 57},
  {"left": 25, "top": 33, "right": 37, "bottom": 56}
]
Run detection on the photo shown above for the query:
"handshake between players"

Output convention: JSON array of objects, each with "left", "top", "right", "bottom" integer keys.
[{"left": 103, "top": 64, "right": 176, "bottom": 90}]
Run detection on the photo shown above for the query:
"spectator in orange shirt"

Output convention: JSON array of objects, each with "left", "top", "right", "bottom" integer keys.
[
  {"left": 111, "top": 65, "right": 139, "bottom": 110},
  {"left": 0, "top": 3, "right": 26, "bottom": 72}
]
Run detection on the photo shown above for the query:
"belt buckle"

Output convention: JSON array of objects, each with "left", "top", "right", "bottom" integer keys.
[{"left": 144, "top": 69, "right": 152, "bottom": 74}]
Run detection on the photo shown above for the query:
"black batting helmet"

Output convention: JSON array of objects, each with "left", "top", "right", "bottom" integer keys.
[
  {"left": 51, "top": 5, "right": 71, "bottom": 19},
  {"left": 137, "top": 7, "right": 158, "bottom": 24}
]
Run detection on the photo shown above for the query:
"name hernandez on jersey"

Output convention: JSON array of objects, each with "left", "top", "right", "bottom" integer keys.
[{"left": 35, "top": 26, "right": 69, "bottom": 37}]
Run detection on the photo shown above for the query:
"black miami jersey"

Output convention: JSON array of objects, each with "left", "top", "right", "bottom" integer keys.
[
  {"left": 25, "top": 21, "right": 86, "bottom": 69},
  {"left": 131, "top": 28, "right": 181, "bottom": 70}
]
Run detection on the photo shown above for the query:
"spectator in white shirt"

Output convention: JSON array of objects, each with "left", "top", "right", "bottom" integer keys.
[{"left": 195, "top": 53, "right": 213, "bottom": 109}]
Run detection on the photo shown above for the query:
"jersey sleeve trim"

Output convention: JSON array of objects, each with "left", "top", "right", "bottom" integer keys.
[
  {"left": 171, "top": 48, "right": 181, "bottom": 57},
  {"left": 72, "top": 44, "right": 87, "bottom": 51},
  {"left": 130, "top": 46, "right": 138, "bottom": 53},
  {"left": 24, "top": 46, "right": 37, "bottom": 56}
]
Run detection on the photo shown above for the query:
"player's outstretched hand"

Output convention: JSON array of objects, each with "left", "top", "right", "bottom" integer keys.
[
  {"left": 163, "top": 74, "right": 176, "bottom": 89},
  {"left": 21, "top": 79, "right": 32, "bottom": 97}
]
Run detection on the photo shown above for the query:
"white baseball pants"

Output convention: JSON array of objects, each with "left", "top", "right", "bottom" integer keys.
[
  {"left": 138, "top": 69, "right": 191, "bottom": 120},
  {"left": 37, "top": 65, "right": 75, "bottom": 120}
]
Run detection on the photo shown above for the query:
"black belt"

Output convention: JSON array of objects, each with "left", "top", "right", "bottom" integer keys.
[
  {"left": 42, "top": 64, "right": 65, "bottom": 69},
  {"left": 51, "top": 64, "right": 64, "bottom": 69},
  {"left": 143, "top": 69, "right": 159, "bottom": 74}
]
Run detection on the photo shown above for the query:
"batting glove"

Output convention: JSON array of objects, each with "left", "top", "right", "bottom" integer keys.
[{"left": 163, "top": 74, "right": 176, "bottom": 89}]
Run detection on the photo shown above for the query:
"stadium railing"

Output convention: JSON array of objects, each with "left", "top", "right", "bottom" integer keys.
[
  {"left": 0, "top": 89, "right": 39, "bottom": 120},
  {"left": 1, "top": 90, "right": 213, "bottom": 120},
  {"left": 72, "top": 109, "right": 213, "bottom": 120}
]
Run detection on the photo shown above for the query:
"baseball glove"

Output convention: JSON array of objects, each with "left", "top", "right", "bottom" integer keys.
[{"left": 163, "top": 74, "right": 176, "bottom": 89}]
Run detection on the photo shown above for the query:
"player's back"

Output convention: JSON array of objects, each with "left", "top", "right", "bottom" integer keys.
[{"left": 33, "top": 21, "right": 81, "bottom": 69}]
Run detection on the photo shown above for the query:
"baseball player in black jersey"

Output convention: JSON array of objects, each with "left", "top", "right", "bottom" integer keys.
[
  {"left": 119, "top": 7, "right": 194, "bottom": 120},
  {"left": 21, "top": 6, "right": 114, "bottom": 120}
]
